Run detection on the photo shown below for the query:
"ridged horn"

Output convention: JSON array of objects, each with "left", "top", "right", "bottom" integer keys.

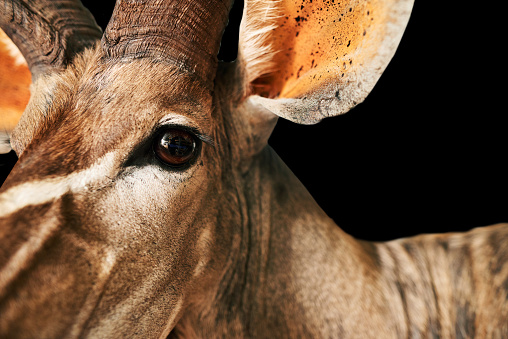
[
  {"left": 101, "top": 0, "right": 234, "bottom": 86},
  {"left": 0, "top": 0, "right": 102, "bottom": 78}
]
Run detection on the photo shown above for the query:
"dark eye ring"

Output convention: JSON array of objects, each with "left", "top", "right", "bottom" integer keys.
[{"left": 153, "top": 128, "right": 199, "bottom": 168}]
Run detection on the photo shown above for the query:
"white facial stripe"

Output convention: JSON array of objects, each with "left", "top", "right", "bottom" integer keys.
[
  {"left": 0, "top": 151, "right": 117, "bottom": 218},
  {"left": 193, "top": 228, "right": 212, "bottom": 277},
  {"left": 158, "top": 298, "right": 184, "bottom": 339},
  {"left": 87, "top": 266, "right": 185, "bottom": 338},
  {"left": 0, "top": 213, "right": 60, "bottom": 295},
  {"left": 68, "top": 249, "right": 117, "bottom": 338}
]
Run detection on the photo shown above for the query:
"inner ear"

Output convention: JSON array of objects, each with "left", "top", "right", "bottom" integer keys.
[
  {"left": 0, "top": 29, "right": 31, "bottom": 142},
  {"left": 237, "top": 0, "right": 413, "bottom": 124}
]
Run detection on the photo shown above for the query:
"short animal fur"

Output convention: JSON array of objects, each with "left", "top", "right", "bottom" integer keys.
[{"left": 0, "top": 0, "right": 507, "bottom": 338}]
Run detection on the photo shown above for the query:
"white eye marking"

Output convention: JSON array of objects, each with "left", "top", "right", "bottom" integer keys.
[{"left": 0, "top": 151, "right": 117, "bottom": 218}]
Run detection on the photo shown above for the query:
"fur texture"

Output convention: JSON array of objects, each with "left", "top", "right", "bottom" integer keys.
[
  {"left": 238, "top": 0, "right": 282, "bottom": 92},
  {"left": 1, "top": 0, "right": 507, "bottom": 338}
]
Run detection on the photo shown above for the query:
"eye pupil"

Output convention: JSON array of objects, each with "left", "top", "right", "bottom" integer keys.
[
  {"left": 154, "top": 129, "right": 198, "bottom": 167},
  {"left": 164, "top": 135, "right": 192, "bottom": 156}
]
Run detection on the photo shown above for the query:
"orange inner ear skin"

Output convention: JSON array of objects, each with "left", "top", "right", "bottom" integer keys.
[
  {"left": 0, "top": 30, "right": 31, "bottom": 133},
  {"left": 263, "top": 0, "right": 386, "bottom": 99}
]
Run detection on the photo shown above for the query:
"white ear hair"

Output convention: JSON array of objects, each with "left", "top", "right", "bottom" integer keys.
[
  {"left": 238, "top": 0, "right": 282, "bottom": 88},
  {"left": 0, "top": 132, "right": 12, "bottom": 154},
  {"left": 237, "top": 0, "right": 414, "bottom": 124}
]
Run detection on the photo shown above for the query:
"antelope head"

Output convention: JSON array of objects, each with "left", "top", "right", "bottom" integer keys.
[{"left": 0, "top": 0, "right": 413, "bottom": 337}]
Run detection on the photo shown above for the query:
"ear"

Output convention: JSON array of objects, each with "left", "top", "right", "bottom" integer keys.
[
  {"left": 238, "top": 0, "right": 413, "bottom": 124},
  {"left": 0, "top": 29, "right": 31, "bottom": 153}
]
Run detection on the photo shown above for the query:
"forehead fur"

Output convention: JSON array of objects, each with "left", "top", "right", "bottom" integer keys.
[{"left": 9, "top": 46, "right": 215, "bottom": 183}]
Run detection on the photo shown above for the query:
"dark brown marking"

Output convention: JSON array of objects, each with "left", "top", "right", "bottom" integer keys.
[
  {"left": 489, "top": 230, "right": 508, "bottom": 274},
  {"left": 455, "top": 302, "right": 475, "bottom": 339},
  {"left": 0, "top": 202, "right": 55, "bottom": 267}
]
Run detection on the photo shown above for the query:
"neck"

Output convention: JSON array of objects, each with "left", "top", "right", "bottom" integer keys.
[
  {"left": 233, "top": 148, "right": 394, "bottom": 337},
  {"left": 173, "top": 147, "right": 396, "bottom": 337},
  {"left": 173, "top": 146, "right": 508, "bottom": 338}
]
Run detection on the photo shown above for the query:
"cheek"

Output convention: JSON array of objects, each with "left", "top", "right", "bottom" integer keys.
[
  {"left": 69, "top": 165, "right": 216, "bottom": 336},
  {"left": 96, "top": 165, "right": 213, "bottom": 245}
]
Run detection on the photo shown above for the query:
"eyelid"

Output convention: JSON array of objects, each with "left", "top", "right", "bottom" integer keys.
[{"left": 157, "top": 122, "right": 215, "bottom": 148}]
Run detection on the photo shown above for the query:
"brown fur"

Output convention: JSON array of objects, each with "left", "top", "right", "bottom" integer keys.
[{"left": 0, "top": 0, "right": 507, "bottom": 338}]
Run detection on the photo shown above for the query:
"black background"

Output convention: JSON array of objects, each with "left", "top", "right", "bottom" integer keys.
[{"left": 1, "top": 1, "right": 506, "bottom": 241}]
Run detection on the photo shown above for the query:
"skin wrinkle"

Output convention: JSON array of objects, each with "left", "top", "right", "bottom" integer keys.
[
  {"left": 102, "top": 0, "right": 232, "bottom": 85},
  {"left": 1, "top": 0, "right": 508, "bottom": 338}
]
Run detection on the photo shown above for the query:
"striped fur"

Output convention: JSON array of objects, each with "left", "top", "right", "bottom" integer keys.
[{"left": 1, "top": 0, "right": 506, "bottom": 338}]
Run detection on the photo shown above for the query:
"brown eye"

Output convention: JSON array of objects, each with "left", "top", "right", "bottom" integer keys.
[{"left": 153, "top": 128, "right": 198, "bottom": 167}]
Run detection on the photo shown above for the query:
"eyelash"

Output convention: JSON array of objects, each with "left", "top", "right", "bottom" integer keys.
[{"left": 157, "top": 124, "right": 214, "bottom": 147}]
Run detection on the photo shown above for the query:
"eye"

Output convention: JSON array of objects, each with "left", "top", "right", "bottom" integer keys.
[{"left": 153, "top": 128, "right": 199, "bottom": 168}]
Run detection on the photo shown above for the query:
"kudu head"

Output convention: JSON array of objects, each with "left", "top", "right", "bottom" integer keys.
[{"left": 0, "top": 0, "right": 412, "bottom": 337}]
